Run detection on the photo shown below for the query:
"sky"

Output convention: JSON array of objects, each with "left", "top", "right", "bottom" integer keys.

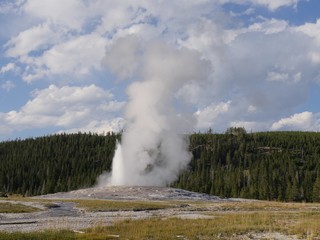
[{"left": 0, "top": 0, "right": 320, "bottom": 141}]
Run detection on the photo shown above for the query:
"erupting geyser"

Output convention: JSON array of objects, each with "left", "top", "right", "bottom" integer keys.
[
  {"left": 99, "top": 36, "right": 210, "bottom": 186},
  {"left": 109, "top": 141, "right": 124, "bottom": 185}
]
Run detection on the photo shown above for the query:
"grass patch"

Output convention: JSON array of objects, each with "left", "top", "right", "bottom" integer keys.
[
  {"left": 1, "top": 209, "right": 320, "bottom": 239},
  {"left": 81, "top": 211, "right": 320, "bottom": 239},
  {"left": 212, "top": 201, "right": 320, "bottom": 212},
  {"left": 0, "top": 202, "right": 40, "bottom": 213},
  {"left": 69, "top": 199, "right": 174, "bottom": 212},
  {"left": 182, "top": 200, "right": 320, "bottom": 213},
  {"left": 0, "top": 230, "right": 76, "bottom": 240},
  {"left": 2, "top": 198, "right": 320, "bottom": 239}
]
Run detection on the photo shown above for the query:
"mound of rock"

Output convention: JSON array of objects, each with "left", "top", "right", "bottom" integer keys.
[{"left": 36, "top": 186, "right": 223, "bottom": 201}]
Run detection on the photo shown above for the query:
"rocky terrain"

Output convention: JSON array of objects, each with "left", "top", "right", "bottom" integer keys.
[{"left": 36, "top": 186, "right": 225, "bottom": 201}]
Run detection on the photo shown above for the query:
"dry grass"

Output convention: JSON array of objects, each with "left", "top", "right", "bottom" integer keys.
[
  {"left": 0, "top": 202, "right": 40, "bottom": 213},
  {"left": 209, "top": 200, "right": 320, "bottom": 212},
  {"left": 80, "top": 211, "right": 320, "bottom": 239},
  {"left": 2, "top": 197, "right": 320, "bottom": 239},
  {"left": 77, "top": 200, "right": 320, "bottom": 239}
]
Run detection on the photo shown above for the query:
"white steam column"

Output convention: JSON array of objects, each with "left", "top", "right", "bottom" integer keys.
[
  {"left": 102, "top": 37, "right": 210, "bottom": 186},
  {"left": 109, "top": 141, "right": 124, "bottom": 185}
]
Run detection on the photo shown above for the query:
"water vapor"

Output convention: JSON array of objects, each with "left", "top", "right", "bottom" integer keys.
[{"left": 101, "top": 36, "right": 210, "bottom": 186}]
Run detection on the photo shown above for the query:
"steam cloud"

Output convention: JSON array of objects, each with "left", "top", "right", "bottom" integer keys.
[{"left": 100, "top": 36, "right": 210, "bottom": 186}]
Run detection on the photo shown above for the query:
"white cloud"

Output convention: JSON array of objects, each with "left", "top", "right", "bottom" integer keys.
[
  {"left": 61, "top": 118, "right": 125, "bottom": 135},
  {"left": 252, "top": 0, "right": 299, "bottom": 11},
  {"left": 1, "top": 0, "right": 320, "bottom": 137},
  {"left": 195, "top": 101, "right": 231, "bottom": 130},
  {"left": 209, "top": 20, "right": 316, "bottom": 118},
  {"left": 21, "top": 33, "right": 107, "bottom": 82},
  {"left": 230, "top": 121, "right": 269, "bottom": 132},
  {"left": 247, "top": 105, "right": 257, "bottom": 113},
  {"left": 247, "top": 19, "right": 289, "bottom": 34},
  {"left": 1, "top": 80, "right": 15, "bottom": 92},
  {"left": 23, "top": 0, "right": 88, "bottom": 31},
  {"left": 267, "top": 71, "right": 289, "bottom": 82},
  {"left": 266, "top": 71, "right": 301, "bottom": 83},
  {"left": 294, "top": 19, "right": 320, "bottom": 65},
  {"left": 295, "top": 19, "right": 320, "bottom": 43},
  {"left": 0, "top": 0, "right": 24, "bottom": 14},
  {"left": 0, "top": 63, "right": 16, "bottom": 74},
  {"left": 5, "top": 22, "right": 61, "bottom": 58},
  {"left": 0, "top": 84, "right": 125, "bottom": 133},
  {"left": 218, "top": 0, "right": 300, "bottom": 11},
  {"left": 271, "top": 112, "right": 320, "bottom": 131}
]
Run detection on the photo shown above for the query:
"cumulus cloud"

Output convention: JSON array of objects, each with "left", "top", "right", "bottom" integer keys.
[
  {"left": 247, "top": 19, "right": 289, "bottom": 34},
  {"left": 251, "top": 0, "right": 300, "bottom": 11},
  {"left": 195, "top": 101, "right": 231, "bottom": 130},
  {"left": 218, "top": 0, "right": 300, "bottom": 11},
  {"left": 198, "top": 19, "right": 319, "bottom": 127},
  {"left": 230, "top": 121, "right": 270, "bottom": 132},
  {"left": 1, "top": 0, "right": 320, "bottom": 138},
  {"left": 60, "top": 118, "right": 125, "bottom": 135},
  {"left": 271, "top": 112, "right": 320, "bottom": 131},
  {"left": 0, "top": 84, "right": 125, "bottom": 134},
  {"left": 21, "top": 33, "right": 107, "bottom": 82},
  {"left": 0, "top": 63, "right": 16, "bottom": 74},
  {"left": 5, "top": 22, "right": 61, "bottom": 58},
  {"left": 0, "top": 0, "right": 24, "bottom": 14},
  {"left": 22, "top": 0, "right": 89, "bottom": 31}
]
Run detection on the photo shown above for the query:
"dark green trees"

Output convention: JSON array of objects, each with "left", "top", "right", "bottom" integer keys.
[
  {"left": 173, "top": 130, "right": 320, "bottom": 202},
  {"left": 0, "top": 132, "right": 119, "bottom": 196},
  {"left": 1, "top": 130, "right": 320, "bottom": 202}
]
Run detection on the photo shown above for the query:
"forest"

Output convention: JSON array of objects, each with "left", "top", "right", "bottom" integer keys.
[
  {"left": 0, "top": 132, "right": 119, "bottom": 196},
  {"left": 1, "top": 128, "right": 320, "bottom": 202}
]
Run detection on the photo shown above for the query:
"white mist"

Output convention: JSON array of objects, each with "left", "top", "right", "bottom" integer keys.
[{"left": 101, "top": 37, "right": 210, "bottom": 187}]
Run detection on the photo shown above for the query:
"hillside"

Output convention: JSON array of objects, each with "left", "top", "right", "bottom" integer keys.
[
  {"left": 0, "top": 132, "right": 119, "bottom": 196},
  {"left": 1, "top": 129, "right": 320, "bottom": 202},
  {"left": 174, "top": 128, "right": 320, "bottom": 202}
]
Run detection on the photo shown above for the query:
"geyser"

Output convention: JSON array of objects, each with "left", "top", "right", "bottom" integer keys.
[
  {"left": 109, "top": 141, "right": 124, "bottom": 185},
  {"left": 101, "top": 37, "right": 210, "bottom": 186}
]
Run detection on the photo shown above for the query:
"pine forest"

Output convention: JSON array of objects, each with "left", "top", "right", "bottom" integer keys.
[{"left": 1, "top": 129, "right": 320, "bottom": 202}]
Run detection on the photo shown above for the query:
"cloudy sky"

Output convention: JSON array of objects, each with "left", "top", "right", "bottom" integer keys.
[{"left": 1, "top": 0, "right": 320, "bottom": 141}]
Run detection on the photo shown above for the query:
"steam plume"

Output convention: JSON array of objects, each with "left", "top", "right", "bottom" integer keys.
[{"left": 101, "top": 37, "right": 210, "bottom": 186}]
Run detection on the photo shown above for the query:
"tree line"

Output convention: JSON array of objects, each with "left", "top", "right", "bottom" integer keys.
[
  {"left": 1, "top": 129, "right": 320, "bottom": 202},
  {"left": 0, "top": 132, "right": 119, "bottom": 196},
  {"left": 173, "top": 128, "right": 320, "bottom": 202}
]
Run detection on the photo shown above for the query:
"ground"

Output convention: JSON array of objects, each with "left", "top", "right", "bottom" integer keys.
[{"left": 0, "top": 186, "right": 319, "bottom": 239}]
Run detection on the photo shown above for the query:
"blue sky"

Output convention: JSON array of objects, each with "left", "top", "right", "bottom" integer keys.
[{"left": 0, "top": 0, "right": 320, "bottom": 141}]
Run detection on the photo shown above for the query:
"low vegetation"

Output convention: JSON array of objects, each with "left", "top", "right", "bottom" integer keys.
[
  {"left": 1, "top": 199, "right": 320, "bottom": 239},
  {"left": 1, "top": 210, "right": 320, "bottom": 239},
  {"left": 0, "top": 202, "right": 40, "bottom": 213},
  {"left": 0, "top": 230, "right": 76, "bottom": 240}
]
